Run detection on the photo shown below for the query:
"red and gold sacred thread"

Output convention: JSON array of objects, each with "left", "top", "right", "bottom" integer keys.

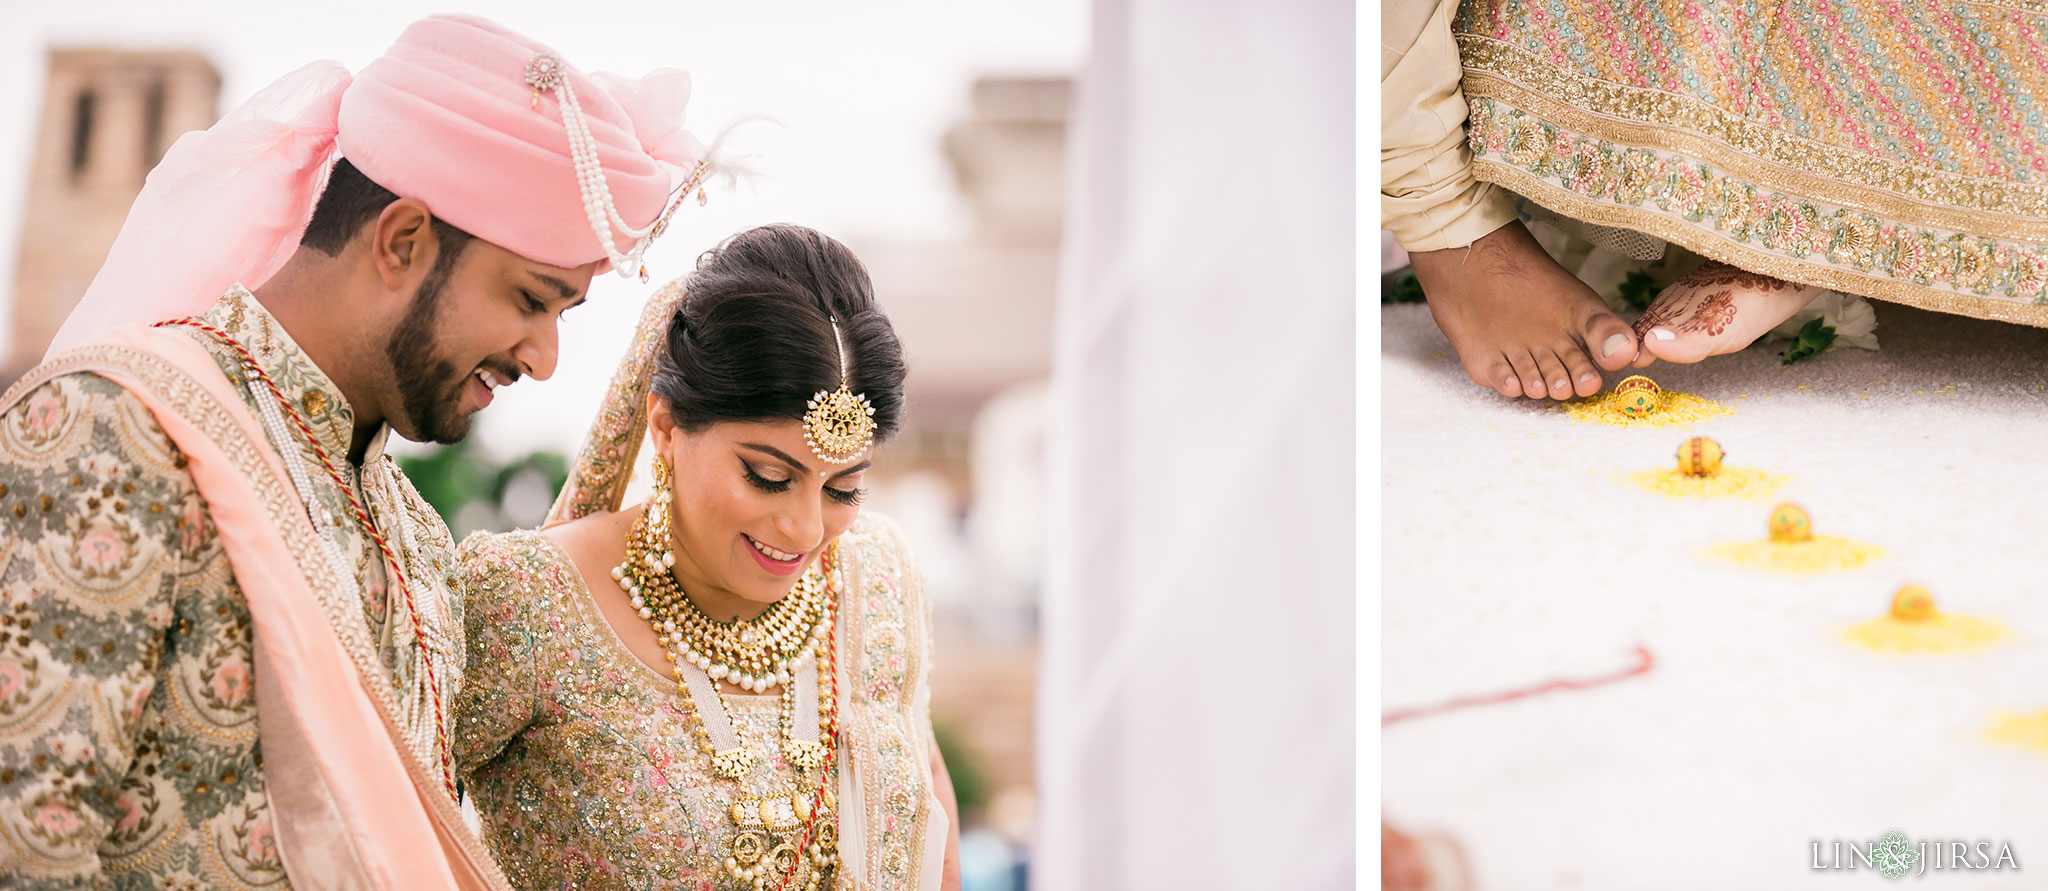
[
  {"left": 1381, "top": 646, "right": 1655, "bottom": 726},
  {"left": 157, "top": 319, "right": 455, "bottom": 795},
  {"left": 776, "top": 542, "right": 843, "bottom": 891}
]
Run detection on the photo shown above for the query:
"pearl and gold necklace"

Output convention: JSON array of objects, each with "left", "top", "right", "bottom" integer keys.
[
  {"left": 614, "top": 457, "right": 842, "bottom": 890},
  {"left": 611, "top": 492, "right": 831, "bottom": 695}
]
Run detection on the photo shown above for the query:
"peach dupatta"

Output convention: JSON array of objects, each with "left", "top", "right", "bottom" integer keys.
[{"left": 4, "top": 326, "right": 506, "bottom": 891}]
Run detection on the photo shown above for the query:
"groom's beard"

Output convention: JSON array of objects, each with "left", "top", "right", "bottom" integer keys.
[{"left": 386, "top": 264, "right": 474, "bottom": 445}]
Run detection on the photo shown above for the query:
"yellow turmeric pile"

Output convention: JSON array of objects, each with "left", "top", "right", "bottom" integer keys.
[
  {"left": 1561, "top": 387, "right": 1734, "bottom": 429},
  {"left": 1626, "top": 466, "right": 1790, "bottom": 500},
  {"left": 1705, "top": 536, "right": 1883, "bottom": 573}
]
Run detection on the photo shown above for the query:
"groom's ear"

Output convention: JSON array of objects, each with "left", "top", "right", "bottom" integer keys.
[{"left": 369, "top": 198, "right": 436, "bottom": 293}]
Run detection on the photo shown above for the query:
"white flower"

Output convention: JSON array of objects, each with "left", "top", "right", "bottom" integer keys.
[
  {"left": 1767, "top": 291, "right": 1880, "bottom": 352},
  {"left": 1522, "top": 217, "right": 1652, "bottom": 313},
  {"left": 1570, "top": 247, "right": 1646, "bottom": 314},
  {"left": 1519, "top": 202, "right": 1702, "bottom": 313}
]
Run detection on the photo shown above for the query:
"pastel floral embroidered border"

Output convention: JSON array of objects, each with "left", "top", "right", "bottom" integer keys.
[
  {"left": 1466, "top": 94, "right": 2048, "bottom": 326},
  {"left": 1448, "top": 0, "right": 2048, "bottom": 328}
]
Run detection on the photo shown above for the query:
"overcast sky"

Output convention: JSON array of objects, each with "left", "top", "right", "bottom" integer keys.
[{"left": 0, "top": 0, "right": 1087, "bottom": 457}]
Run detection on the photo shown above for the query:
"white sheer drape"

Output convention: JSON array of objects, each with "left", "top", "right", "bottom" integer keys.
[{"left": 1034, "top": 0, "right": 1354, "bottom": 888}]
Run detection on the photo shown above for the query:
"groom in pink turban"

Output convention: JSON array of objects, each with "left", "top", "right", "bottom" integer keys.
[{"left": 0, "top": 14, "right": 709, "bottom": 890}]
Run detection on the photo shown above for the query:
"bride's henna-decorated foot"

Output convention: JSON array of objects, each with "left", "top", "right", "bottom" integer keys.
[
  {"left": 1630, "top": 261, "right": 1825, "bottom": 367},
  {"left": 1410, "top": 220, "right": 1640, "bottom": 401}
]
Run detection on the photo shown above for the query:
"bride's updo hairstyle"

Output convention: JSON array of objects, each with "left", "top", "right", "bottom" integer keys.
[{"left": 650, "top": 224, "right": 908, "bottom": 442}]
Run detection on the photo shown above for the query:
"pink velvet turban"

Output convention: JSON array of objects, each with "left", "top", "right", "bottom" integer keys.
[{"left": 48, "top": 13, "right": 705, "bottom": 358}]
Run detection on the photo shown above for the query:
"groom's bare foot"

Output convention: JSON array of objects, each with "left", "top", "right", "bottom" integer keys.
[
  {"left": 1409, "top": 221, "right": 1640, "bottom": 401},
  {"left": 1629, "top": 261, "right": 1825, "bottom": 367}
]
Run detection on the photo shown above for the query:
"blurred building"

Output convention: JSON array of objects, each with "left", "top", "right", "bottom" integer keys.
[
  {"left": 854, "top": 76, "right": 1066, "bottom": 490},
  {"left": 854, "top": 76, "right": 1068, "bottom": 821},
  {"left": 5, "top": 49, "right": 219, "bottom": 383}
]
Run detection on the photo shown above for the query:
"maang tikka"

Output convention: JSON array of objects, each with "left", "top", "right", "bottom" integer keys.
[{"left": 802, "top": 318, "right": 876, "bottom": 465}]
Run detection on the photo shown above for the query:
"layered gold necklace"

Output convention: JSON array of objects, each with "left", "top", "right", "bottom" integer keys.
[
  {"left": 613, "top": 493, "right": 831, "bottom": 696},
  {"left": 613, "top": 458, "right": 842, "bottom": 890}
]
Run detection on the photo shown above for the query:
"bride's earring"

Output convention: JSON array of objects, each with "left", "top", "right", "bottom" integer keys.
[{"left": 645, "top": 455, "right": 678, "bottom": 568}]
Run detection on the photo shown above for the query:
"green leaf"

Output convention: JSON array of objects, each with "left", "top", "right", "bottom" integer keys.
[
  {"left": 1778, "top": 316, "right": 1837, "bottom": 366},
  {"left": 931, "top": 720, "right": 988, "bottom": 818},
  {"left": 1381, "top": 269, "right": 1426, "bottom": 304},
  {"left": 397, "top": 439, "right": 572, "bottom": 536},
  {"left": 1617, "top": 270, "right": 1660, "bottom": 310}
]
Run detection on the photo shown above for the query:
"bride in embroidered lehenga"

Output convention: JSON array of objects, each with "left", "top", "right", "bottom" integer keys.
[{"left": 451, "top": 224, "right": 960, "bottom": 890}]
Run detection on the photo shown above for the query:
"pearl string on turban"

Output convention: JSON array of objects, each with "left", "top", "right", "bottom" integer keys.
[{"left": 47, "top": 13, "right": 706, "bottom": 358}]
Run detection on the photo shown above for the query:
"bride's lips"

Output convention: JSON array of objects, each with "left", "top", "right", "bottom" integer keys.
[{"left": 743, "top": 533, "right": 804, "bottom": 576}]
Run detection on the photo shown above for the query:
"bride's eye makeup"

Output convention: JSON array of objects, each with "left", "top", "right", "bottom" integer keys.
[
  {"left": 740, "top": 461, "right": 792, "bottom": 493},
  {"left": 742, "top": 458, "right": 866, "bottom": 506}
]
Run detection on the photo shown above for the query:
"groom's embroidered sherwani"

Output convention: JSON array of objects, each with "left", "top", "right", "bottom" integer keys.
[{"left": 0, "top": 289, "right": 462, "bottom": 889}]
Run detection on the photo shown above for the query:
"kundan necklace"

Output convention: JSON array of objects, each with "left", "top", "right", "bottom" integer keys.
[{"left": 613, "top": 457, "right": 842, "bottom": 890}]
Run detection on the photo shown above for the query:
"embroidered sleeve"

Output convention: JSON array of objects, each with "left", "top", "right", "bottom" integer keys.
[
  {"left": 0, "top": 373, "right": 195, "bottom": 886},
  {"left": 451, "top": 532, "right": 547, "bottom": 781}
]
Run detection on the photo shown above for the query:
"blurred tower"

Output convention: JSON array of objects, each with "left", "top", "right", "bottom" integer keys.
[
  {"left": 854, "top": 77, "right": 1069, "bottom": 493},
  {"left": 6, "top": 49, "right": 219, "bottom": 383},
  {"left": 942, "top": 77, "right": 1069, "bottom": 246}
]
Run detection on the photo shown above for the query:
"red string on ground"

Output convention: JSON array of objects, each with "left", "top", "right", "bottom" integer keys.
[{"left": 1381, "top": 645, "right": 1655, "bottom": 727}]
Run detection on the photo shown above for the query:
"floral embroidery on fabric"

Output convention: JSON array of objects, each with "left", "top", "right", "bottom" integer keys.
[
  {"left": 1452, "top": 0, "right": 2048, "bottom": 325},
  {"left": 0, "top": 288, "right": 464, "bottom": 889},
  {"left": 0, "top": 371, "right": 273, "bottom": 889},
  {"left": 1466, "top": 98, "right": 2048, "bottom": 308}
]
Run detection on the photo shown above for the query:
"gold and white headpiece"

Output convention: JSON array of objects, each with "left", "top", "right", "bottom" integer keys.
[
  {"left": 524, "top": 51, "right": 713, "bottom": 284},
  {"left": 803, "top": 317, "right": 876, "bottom": 465}
]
